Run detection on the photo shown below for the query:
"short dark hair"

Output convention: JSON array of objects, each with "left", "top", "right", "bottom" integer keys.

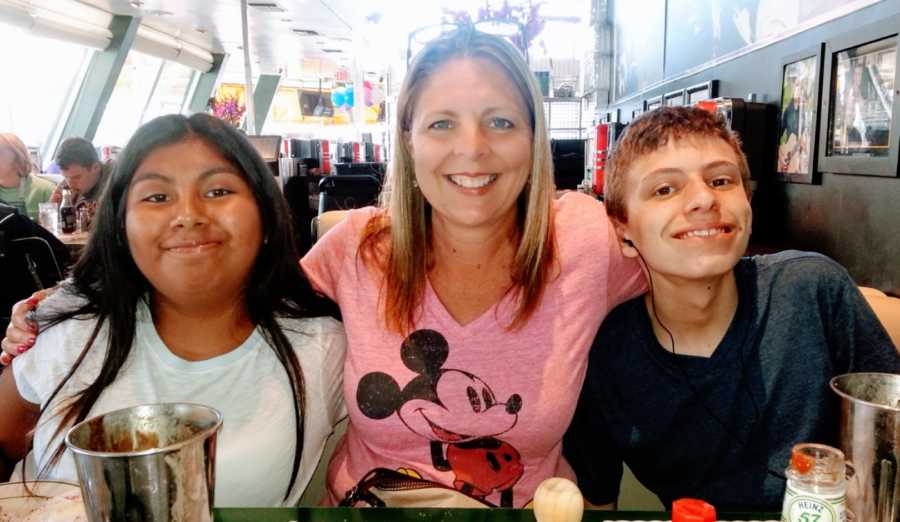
[{"left": 55, "top": 137, "right": 100, "bottom": 169}]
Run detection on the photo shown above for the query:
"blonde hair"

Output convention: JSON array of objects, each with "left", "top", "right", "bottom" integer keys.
[
  {"left": 359, "top": 28, "right": 556, "bottom": 334},
  {"left": 0, "top": 133, "right": 33, "bottom": 178}
]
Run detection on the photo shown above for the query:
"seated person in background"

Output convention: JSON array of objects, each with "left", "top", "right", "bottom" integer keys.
[
  {"left": 0, "top": 133, "right": 56, "bottom": 220},
  {"left": 0, "top": 113, "right": 346, "bottom": 507},
  {"left": 563, "top": 107, "right": 900, "bottom": 512},
  {"left": 50, "top": 137, "right": 111, "bottom": 226},
  {"left": 0, "top": 202, "right": 70, "bottom": 334}
]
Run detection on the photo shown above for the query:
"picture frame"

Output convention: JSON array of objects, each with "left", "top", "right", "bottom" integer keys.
[
  {"left": 644, "top": 95, "right": 662, "bottom": 112},
  {"left": 776, "top": 44, "right": 825, "bottom": 184},
  {"left": 818, "top": 16, "right": 900, "bottom": 177},
  {"left": 663, "top": 89, "right": 686, "bottom": 107},
  {"left": 685, "top": 80, "right": 719, "bottom": 105}
]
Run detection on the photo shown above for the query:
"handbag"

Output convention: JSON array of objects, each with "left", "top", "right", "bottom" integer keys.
[{"left": 338, "top": 468, "right": 495, "bottom": 508}]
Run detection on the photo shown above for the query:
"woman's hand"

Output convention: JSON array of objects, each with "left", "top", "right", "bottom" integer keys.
[{"left": 0, "top": 292, "right": 47, "bottom": 366}]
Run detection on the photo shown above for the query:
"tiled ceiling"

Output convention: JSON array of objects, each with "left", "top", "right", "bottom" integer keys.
[
  {"left": 82, "top": 0, "right": 366, "bottom": 72},
  {"left": 78, "top": 0, "right": 592, "bottom": 78}
]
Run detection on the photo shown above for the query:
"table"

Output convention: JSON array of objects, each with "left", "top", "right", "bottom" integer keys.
[
  {"left": 55, "top": 230, "right": 89, "bottom": 259},
  {"left": 56, "top": 231, "right": 89, "bottom": 246},
  {"left": 213, "top": 508, "right": 780, "bottom": 522}
]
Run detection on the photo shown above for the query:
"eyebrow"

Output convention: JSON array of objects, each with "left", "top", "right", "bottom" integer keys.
[
  {"left": 131, "top": 166, "right": 239, "bottom": 185},
  {"left": 643, "top": 160, "right": 739, "bottom": 179}
]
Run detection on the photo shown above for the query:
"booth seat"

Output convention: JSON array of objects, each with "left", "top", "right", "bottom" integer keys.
[{"left": 859, "top": 286, "right": 900, "bottom": 351}]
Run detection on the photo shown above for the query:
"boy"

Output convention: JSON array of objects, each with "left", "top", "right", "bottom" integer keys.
[{"left": 563, "top": 107, "right": 899, "bottom": 511}]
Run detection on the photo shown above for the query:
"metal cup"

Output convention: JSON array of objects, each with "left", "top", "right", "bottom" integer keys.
[
  {"left": 65, "top": 403, "right": 223, "bottom": 522},
  {"left": 830, "top": 372, "right": 900, "bottom": 522}
]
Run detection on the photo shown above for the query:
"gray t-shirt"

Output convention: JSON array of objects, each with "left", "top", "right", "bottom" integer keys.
[
  {"left": 563, "top": 251, "right": 900, "bottom": 511},
  {"left": 13, "top": 288, "right": 347, "bottom": 507}
]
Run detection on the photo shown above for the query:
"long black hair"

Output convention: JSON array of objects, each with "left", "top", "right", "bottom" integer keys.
[{"left": 37, "top": 113, "right": 338, "bottom": 502}]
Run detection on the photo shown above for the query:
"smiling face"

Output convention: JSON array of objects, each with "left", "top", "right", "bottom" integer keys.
[
  {"left": 125, "top": 137, "right": 263, "bottom": 305},
  {"left": 618, "top": 136, "right": 752, "bottom": 282},
  {"left": 407, "top": 57, "right": 533, "bottom": 233}
]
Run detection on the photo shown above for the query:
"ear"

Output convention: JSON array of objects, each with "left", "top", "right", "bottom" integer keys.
[
  {"left": 613, "top": 219, "right": 639, "bottom": 258},
  {"left": 91, "top": 163, "right": 102, "bottom": 176}
]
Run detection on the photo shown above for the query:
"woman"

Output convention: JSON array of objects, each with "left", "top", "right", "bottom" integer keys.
[
  {"left": 4, "top": 29, "right": 644, "bottom": 508},
  {"left": 0, "top": 133, "right": 55, "bottom": 220},
  {"left": 301, "top": 28, "right": 644, "bottom": 507},
  {"left": 0, "top": 113, "right": 346, "bottom": 507}
]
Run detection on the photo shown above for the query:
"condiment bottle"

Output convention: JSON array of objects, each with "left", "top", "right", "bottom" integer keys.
[
  {"left": 672, "top": 497, "right": 716, "bottom": 522},
  {"left": 782, "top": 443, "right": 849, "bottom": 522},
  {"left": 59, "top": 188, "right": 77, "bottom": 234}
]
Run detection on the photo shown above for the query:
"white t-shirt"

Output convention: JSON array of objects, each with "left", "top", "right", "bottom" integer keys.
[{"left": 12, "top": 289, "right": 347, "bottom": 507}]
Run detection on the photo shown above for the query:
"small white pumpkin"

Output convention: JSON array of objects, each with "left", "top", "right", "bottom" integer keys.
[{"left": 532, "top": 477, "right": 584, "bottom": 522}]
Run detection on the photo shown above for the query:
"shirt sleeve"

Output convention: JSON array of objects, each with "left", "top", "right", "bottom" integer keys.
[
  {"left": 316, "top": 317, "right": 348, "bottom": 425},
  {"left": 562, "top": 356, "right": 625, "bottom": 506},
  {"left": 11, "top": 318, "right": 74, "bottom": 406}
]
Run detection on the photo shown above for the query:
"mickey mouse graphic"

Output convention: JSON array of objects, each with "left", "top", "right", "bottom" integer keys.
[{"left": 356, "top": 329, "right": 525, "bottom": 507}]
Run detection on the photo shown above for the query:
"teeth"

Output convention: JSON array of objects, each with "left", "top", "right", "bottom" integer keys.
[
  {"left": 682, "top": 227, "right": 727, "bottom": 238},
  {"left": 449, "top": 174, "right": 497, "bottom": 189}
]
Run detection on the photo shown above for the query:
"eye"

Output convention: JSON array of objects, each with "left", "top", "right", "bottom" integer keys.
[
  {"left": 488, "top": 117, "right": 514, "bottom": 130},
  {"left": 206, "top": 187, "right": 234, "bottom": 198},
  {"left": 482, "top": 389, "right": 495, "bottom": 408},
  {"left": 466, "top": 386, "right": 483, "bottom": 413},
  {"left": 141, "top": 193, "right": 168, "bottom": 203},
  {"left": 428, "top": 120, "right": 452, "bottom": 130},
  {"left": 710, "top": 177, "right": 734, "bottom": 188},
  {"left": 653, "top": 185, "right": 674, "bottom": 197}
]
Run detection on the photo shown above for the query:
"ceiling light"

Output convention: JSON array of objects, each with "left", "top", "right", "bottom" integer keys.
[
  {"left": 292, "top": 28, "right": 320, "bottom": 36},
  {"left": 143, "top": 9, "right": 173, "bottom": 16},
  {"left": 247, "top": 2, "right": 285, "bottom": 12}
]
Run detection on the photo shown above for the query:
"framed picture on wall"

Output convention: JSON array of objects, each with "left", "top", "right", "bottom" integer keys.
[
  {"left": 818, "top": 16, "right": 900, "bottom": 177},
  {"left": 777, "top": 44, "right": 825, "bottom": 184},
  {"left": 685, "top": 80, "right": 719, "bottom": 105},
  {"left": 663, "top": 89, "right": 686, "bottom": 107},
  {"left": 644, "top": 95, "right": 662, "bottom": 112}
]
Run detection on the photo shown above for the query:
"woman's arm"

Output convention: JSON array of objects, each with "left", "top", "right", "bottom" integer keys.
[{"left": 0, "top": 368, "right": 40, "bottom": 480}]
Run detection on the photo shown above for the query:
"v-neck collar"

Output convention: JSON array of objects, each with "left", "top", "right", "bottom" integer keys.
[{"left": 423, "top": 275, "right": 518, "bottom": 335}]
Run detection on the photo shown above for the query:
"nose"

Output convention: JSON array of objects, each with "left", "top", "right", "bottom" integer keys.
[
  {"left": 453, "top": 122, "right": 490, "bottom": 159},
  {"left": 505, "top": 394, "right": 522, "bottom": 414},
  {"left": 684, "top": 178, "right": 718, "bottom": 213},
  {"left": 171, "top": 192, "right": 209, "bottom": 228}
]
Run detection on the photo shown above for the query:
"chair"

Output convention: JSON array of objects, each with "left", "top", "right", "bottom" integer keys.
[
  {"left": 318, "top": 175, "right": 381, "bottom": 214},
  {"left": 310, "top": 210, "right": 351, "bottom": 244},
  {"left": 0, "top": 208, "right": 70, "bottom": 333},
  {"left": 859, "top": 287, "right": 900, "bottom": 351}
]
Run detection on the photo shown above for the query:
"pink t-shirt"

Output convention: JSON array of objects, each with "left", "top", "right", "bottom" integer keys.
[{"left": 301, "top": 192, "right": 644, "bottom": 507}]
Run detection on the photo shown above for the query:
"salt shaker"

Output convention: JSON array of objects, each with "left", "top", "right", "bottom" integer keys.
[{"left": 782, "top": 443, "right": 851, "bottom": 522}]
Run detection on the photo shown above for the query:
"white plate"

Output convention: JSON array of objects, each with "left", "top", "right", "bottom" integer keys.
[{"left": 0, "top": 481, "right": 81, "bottom": 520}]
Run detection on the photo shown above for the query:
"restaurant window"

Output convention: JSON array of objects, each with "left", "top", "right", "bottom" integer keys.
[
  {"left": 0, "top": 22, "right": 94, "bottom": 168},
  {"left": 141, "top": 60, "right": 197, "bottom": 124},
  {"left": 93, "top": 51, "right": 164, "bottom": 148}
]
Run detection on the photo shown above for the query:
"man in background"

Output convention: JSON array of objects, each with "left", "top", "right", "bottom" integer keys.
[{"left": 50, "top": 137, "right": 110, "bottom": 225}]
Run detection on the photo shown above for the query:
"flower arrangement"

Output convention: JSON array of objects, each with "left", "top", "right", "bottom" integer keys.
[{"left": 208, "top": 95, "right": 246, "bottom": 127}]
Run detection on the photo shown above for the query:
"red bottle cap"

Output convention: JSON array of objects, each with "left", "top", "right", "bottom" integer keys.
[{"left": 672, "top": 498, "right": 716, "bottom": 522}]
